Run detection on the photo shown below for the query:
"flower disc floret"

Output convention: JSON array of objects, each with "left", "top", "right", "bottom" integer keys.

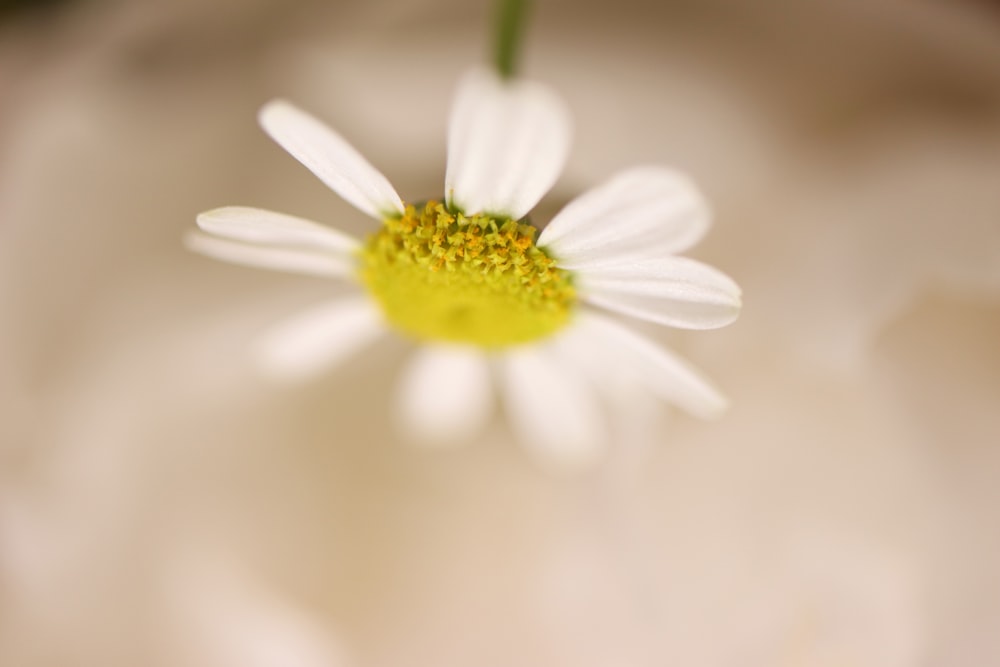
[{"left": 359, "top": 202, "right": 576, "bottom": 348}]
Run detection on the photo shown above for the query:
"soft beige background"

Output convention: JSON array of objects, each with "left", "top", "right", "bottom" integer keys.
[{"left": 2, "top": 0, "right": 1000, "bottom": 665}]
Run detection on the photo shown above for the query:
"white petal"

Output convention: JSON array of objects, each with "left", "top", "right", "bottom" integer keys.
[
  {"left": 538, "top": 166, "right": 710, "bottom": 269},
  {"left": 574, "top": 311, "right": 729, "bottom": 419},
  {"left": 394, "top": 346, "right": 493, "bottom": 447},
  {"left": 445, "top": 68, "right": 572, "bottom": 220},
  {"left": 548, "top": 323, "right": 640, "bottom": 403},
  {"left": 259, "top": 100, "right": 404, "bottom": 219},
  {"left": 253, "top": 296, "right": 385, "bottom": 381},
  {"left": 500, "top": 345, "right": 605, "bottom": 468},
  {"left": 579, "top": 256, "right": 742, "bottom": 330},
  {"left": 196, "top": 207, "right": 360, "bottom": 253},
  {"left": 184, "top": 232, "right": 356, "bottom": 279},
  {"left": 550, "top": 327, "right": 664, "bottom": 464}
]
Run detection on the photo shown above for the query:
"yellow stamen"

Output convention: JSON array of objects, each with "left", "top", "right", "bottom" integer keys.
[{"left": 359, "top": 201, "right": 575, "bottom": 348}]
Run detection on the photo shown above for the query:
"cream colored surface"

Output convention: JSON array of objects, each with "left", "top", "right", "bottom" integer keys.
[{"left": 2, "top": 0, "right": 1000, "bottom": 665}]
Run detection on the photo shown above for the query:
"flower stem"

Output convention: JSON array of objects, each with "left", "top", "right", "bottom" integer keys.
[{"left": 493, "top": 0, "right": 531, "bottom": 79}]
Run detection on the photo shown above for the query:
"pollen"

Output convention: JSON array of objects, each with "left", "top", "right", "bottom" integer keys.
[{"left": 359, "top": 201, "right": 576, "bottom": 348}]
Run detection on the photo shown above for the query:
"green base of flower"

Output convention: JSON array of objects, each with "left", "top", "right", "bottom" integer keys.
[{"left": 360, "top": 202, "right": 575, "bottom": 348}]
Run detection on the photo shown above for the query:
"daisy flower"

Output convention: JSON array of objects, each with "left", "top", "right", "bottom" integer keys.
[{"left": 187, "top": 68, "right": 742, "bottom": 466}]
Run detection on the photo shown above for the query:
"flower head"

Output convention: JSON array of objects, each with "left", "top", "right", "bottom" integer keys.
[{"left": 187, "top": 68, "right": 742, "bottom": 466}]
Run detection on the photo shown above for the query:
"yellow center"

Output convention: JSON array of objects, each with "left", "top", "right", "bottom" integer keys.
[{"left": 359, "top": 201, "right": 576, "bottom": 348}]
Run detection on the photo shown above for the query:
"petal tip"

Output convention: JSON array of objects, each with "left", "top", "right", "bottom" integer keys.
[
  {"left": 257, "top": 98, "right": 294, "bottom": 128},
  {"left": 182, "top": 229, "right": 209, "bottom": 252},
  {"left": 194, "top": 206, "right": 237, "bottom": 232}
]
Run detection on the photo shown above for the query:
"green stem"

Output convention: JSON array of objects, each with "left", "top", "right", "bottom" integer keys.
[{"left": 494, "top": 0, "right": 532, "bottom": 79}]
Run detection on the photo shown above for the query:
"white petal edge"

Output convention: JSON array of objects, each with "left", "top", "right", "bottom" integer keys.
[
  {"left": 196, "top": 206, "right": 360, "bottom": 253},
  {"left": 538, "top": 166, "right": 711, "bottom": 269},
  {"left": 548, "top": 324, "right": 644, "bottom": 405},
  {"left": 549, "top": 328, "right": 664, "bottom": 466},
  {"left": 445, "top": 68, "right": 572, "bottom": 221},
  {"left": 185, "top": 231, "right": 357, "bottom": 279},
  {"left": 579, "top": 256, "right": 742, "bottom": 330},
  {"left": 500, "top": 345, "right": 606, "bottom": 468},
  {"left": 573, "top": 311, "right": 729, "bottom": 419},
  {"left": 252, "top": 295, "right": 385, "bottom": 381},
  {"left": 394, "top": 345, "right": 494, "bottom": 447},
  {"left": 259, "top": 100, "right": 404, "bottom": 219}
]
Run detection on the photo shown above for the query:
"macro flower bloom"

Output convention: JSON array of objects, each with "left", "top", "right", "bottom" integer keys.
[{"left": 187, "top": 68, "right": 742, "bottom": 465}]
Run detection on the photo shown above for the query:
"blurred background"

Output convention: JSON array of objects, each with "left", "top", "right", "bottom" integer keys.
[{"left": 2, "top": 0, "right": 1000, "bottom": 665}]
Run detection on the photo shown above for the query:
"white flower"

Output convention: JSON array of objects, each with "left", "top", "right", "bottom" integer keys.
[{"left": 187, "top": 68, "right": 742, "bottom": 466}]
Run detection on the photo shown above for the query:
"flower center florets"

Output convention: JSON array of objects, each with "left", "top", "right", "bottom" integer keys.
[{"left": 359, "top": 201, "right": 575, "bottom": 348}]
